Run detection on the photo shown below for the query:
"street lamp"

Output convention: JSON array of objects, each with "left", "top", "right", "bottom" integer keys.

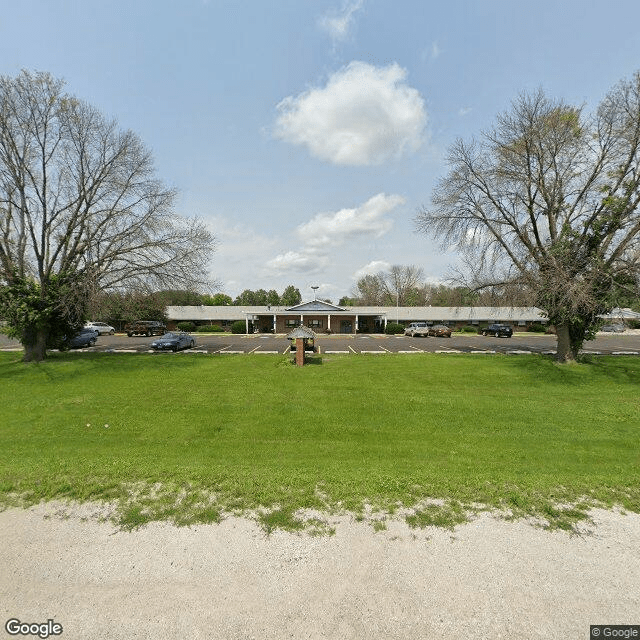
[{"left": 311, "top": 285, "right": 319, "bottom": 301}]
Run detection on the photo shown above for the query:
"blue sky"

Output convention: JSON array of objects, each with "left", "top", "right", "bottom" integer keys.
[{"left": 2, "top": 0, "right": 640, "bottom": 301}]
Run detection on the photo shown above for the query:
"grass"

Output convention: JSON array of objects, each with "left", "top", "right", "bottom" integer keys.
[{"left": 0, "top": 351, "right": 638, "bottom": 533}]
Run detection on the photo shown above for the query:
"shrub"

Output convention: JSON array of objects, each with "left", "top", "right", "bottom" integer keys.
[
  {"left": 527, "top": 323, "right": 547, "bottom": 333},
  {"left": 197, "top": 325, "right": 224, "bottom": 333},
  {"left": 385, "top": 322, "right": 405, "bottom": 335},
  {"left": 176, "top": 322, "right": 196, "bottom": 332},
  {"left": 231, "top": 320, "right": 246, "bottom": 334},
  {"left": 456, "top": 325, "right": 477, "bottom": 334}
]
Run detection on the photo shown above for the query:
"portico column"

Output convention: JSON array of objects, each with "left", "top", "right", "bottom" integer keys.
[
  {"left": 273, "top": 314, "right": 276, "bottom": 333},
  {"left": 328, "top": 314, "right": 331, "bottom": 332},
  {"left": 245, "top": 316, "right": 249, "bottom": 334},
  {"left": 355, "top": 314, "right": 358, "bottom": 334},
  {"left": 300, "top": 313, "right": 304, "bottom": 327}
]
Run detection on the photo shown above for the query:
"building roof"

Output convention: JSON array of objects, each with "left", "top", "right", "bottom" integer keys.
[
  {"left": 599, "top": 307, "right": 640, "bottom": 320},
  {"left": 166, "top": 304, "right": 548, "bottom": 323}
]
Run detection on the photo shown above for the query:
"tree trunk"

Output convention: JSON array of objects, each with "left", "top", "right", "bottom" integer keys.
[
  {"left": 22, "top": 328, "right": 48, "bottom": 362},
  {"left": 555, "top": 323, "right": 576, "bottom": 363}
]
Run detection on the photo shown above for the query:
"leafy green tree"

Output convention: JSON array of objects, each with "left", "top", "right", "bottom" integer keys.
[
  {"left": 202, "top": 293, "right": 233, "bottom": 305},
  {"left": 417, "top": 74, "right": 640, "bottom": 361},
  {"left": 0, "top": 272, "right": 88, "bottom": 356},
  {"left": 254, "top": 289, "right": 269, "bottom": 305},
  {"left": 266, "top": 289, "right": 280, "bottom": 305},
  {"left": 280, "top": 285, "right": 302, "bottom": 306},
  {"left": 234, "top": 289, "right": 258, "bottom": 305}
]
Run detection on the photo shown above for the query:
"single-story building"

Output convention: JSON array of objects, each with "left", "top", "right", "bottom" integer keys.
[{"left": 166, "top": 301, "right": 550, "bottom": 333}]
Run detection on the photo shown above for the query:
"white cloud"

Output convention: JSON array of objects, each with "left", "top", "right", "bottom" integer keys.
[
  {"left": 298, "top": 193, "right": 404, "bottom": 248},
  {"left": 431, "top": 41, "right": 441, "bottom": 59},
  {"left": 274, "top": 61, "right": 427, "bottom": 166},
  {"left": 266, "top": 250, "right": 329, "bottom": 274},
  {"left": 318, "top": 0, "right": 363, "bottom": 43},
  {"left": 265, "top": 193, "right": 404, "bottom": 278},
  {"left": 353, "top": 260, "right": 391, "bottom": 280},
  {"left": 458, "top": 106, "right": 472, "bottom": 116}
]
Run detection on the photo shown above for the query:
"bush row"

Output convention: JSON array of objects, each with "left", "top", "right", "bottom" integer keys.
[{"left": 176, "top": 322, "right": 226, "bottom": 333}]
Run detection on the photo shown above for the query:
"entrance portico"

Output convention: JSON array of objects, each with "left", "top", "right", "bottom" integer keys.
[{"left": 246, "top": 300, "right": 385, "bottom": 334}]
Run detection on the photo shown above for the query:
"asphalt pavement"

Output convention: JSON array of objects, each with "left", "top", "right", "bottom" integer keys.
[{"left": 2, "top": 332, "right": 640, "bottom": 355}]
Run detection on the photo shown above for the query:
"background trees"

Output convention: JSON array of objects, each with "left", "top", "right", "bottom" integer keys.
[
  {"left": 0, "top": 71, "right": 216, "bottom": 360},
  {"left": 416, "top": 73, "right": 640, "bottom": 361}
]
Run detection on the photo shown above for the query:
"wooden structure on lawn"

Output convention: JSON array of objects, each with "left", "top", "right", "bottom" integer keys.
[{"left": 286, "top": 326, "right": 316, "bottom": 367}]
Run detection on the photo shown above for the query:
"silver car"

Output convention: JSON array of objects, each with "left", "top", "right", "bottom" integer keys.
[
  {"left": 404, "top": 322, "right": 429, "bottom": 337},
  {"left": 85, "top": 321, "right": 115, "bottom": 335}
]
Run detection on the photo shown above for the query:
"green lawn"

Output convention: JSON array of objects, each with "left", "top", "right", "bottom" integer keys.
[{"left": 1, "top": 351, "right": 638, "bottom": 532}]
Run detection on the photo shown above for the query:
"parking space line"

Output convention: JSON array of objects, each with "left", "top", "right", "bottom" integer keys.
[
  {"left": 435, "top": 350, "right": 462, "bottom": 353},
  {"left": 349, "top": 346, "right": 357, "bottom": 354},
  {"left": 254, "top": 350, "right": 279, "bottom": 354},
  {"left": 325, "top": 350, "right": 349, "bottom": 354},
  {"left": 398, "top": 350, "right": 423, "bottom": 353}
]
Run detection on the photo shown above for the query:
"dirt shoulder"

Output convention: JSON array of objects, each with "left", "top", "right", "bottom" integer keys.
[{"left": 1, "top": 504, "right": 638, "bottom": 639}]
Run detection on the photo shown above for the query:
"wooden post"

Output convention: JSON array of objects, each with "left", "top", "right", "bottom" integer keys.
[{"left": 295, "top": 338, "right": 305, "bottom": 366}]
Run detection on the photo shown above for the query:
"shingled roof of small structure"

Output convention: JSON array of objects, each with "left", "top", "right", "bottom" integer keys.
[{"left": 286, "top": 326, "right": 316, "bottom": 339}]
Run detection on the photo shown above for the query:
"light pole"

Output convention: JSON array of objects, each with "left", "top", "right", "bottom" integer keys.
[{"left": 311, "top": 285, "right": 319, "bottom": 301}]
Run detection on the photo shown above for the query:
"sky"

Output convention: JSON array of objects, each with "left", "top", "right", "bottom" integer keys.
[{"left": 1, "top": 0, "right": 640, "bottom": 302}]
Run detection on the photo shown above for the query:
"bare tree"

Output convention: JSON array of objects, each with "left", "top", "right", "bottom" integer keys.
[
  {"left": 379, "top": 264, "right": 425, "bottom": 305},
  {"left": 416, "top": 73, "right": 640, "bottom": 361},
  {"left": 0, "top": 71, "right": 216, "bottom": 361},
  {"left": 351, "top": 265, "right": 426, "bottom": 305}
]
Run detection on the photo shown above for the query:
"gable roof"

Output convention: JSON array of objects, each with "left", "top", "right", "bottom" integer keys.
[{"left": 285, "top": 300, "right": 345, "bottom": 312}]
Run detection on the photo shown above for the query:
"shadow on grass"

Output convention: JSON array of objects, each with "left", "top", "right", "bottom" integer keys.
[
  {"left": 0, "top": 351, "right": 204, "bottom": 384},
  {"left": 493, "top": 352, "right": 640, "bottom": 386}
]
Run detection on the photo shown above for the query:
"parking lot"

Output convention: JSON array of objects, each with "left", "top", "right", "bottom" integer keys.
[{"left": 2, "top": 332, "right": 640, "bottom": 355}]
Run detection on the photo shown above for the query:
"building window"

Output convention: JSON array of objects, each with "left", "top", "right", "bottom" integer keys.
[
  {"left": 285, "top": 319, "right": 300, "bottom": 328},
  {"left": 307, "top": 319, "right": 323, "bottom": 329}
]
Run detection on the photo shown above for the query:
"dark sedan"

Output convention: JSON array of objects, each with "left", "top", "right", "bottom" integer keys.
[
  {"left": 66, "top": 328, "right": 98, "bottom": 348},
  {"left": 150, "top": 332, "right": 195, "bottom": 352}
]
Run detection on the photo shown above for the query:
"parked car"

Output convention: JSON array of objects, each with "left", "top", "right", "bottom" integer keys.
[
  {"left": 428, "top": 324, "right": 452, "bottom": 338},
  {"left": 85, "top": 321, "right": 115, "bottom": 335},
  {"left": 150, "top": 332, "right": 195, "bottom": 352},
  {"left": 125, "top": 320, "right": 167, "bottom": 337},
  {"left": 600, "top": 323, "right": 625, "bottom": 332},
  {"left": 66, "top": 328, "right": 98, "bottom": 348},
  {"left": 404, "top": 322, "right": 429, "bottom": 337},
  {"left": 481, "top": 323, "right": 513, "bottom": 338}
]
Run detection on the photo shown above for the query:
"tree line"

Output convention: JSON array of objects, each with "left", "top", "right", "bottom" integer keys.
[{"left": 89, "top": 286, "right": 304, "bottom": 328}]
